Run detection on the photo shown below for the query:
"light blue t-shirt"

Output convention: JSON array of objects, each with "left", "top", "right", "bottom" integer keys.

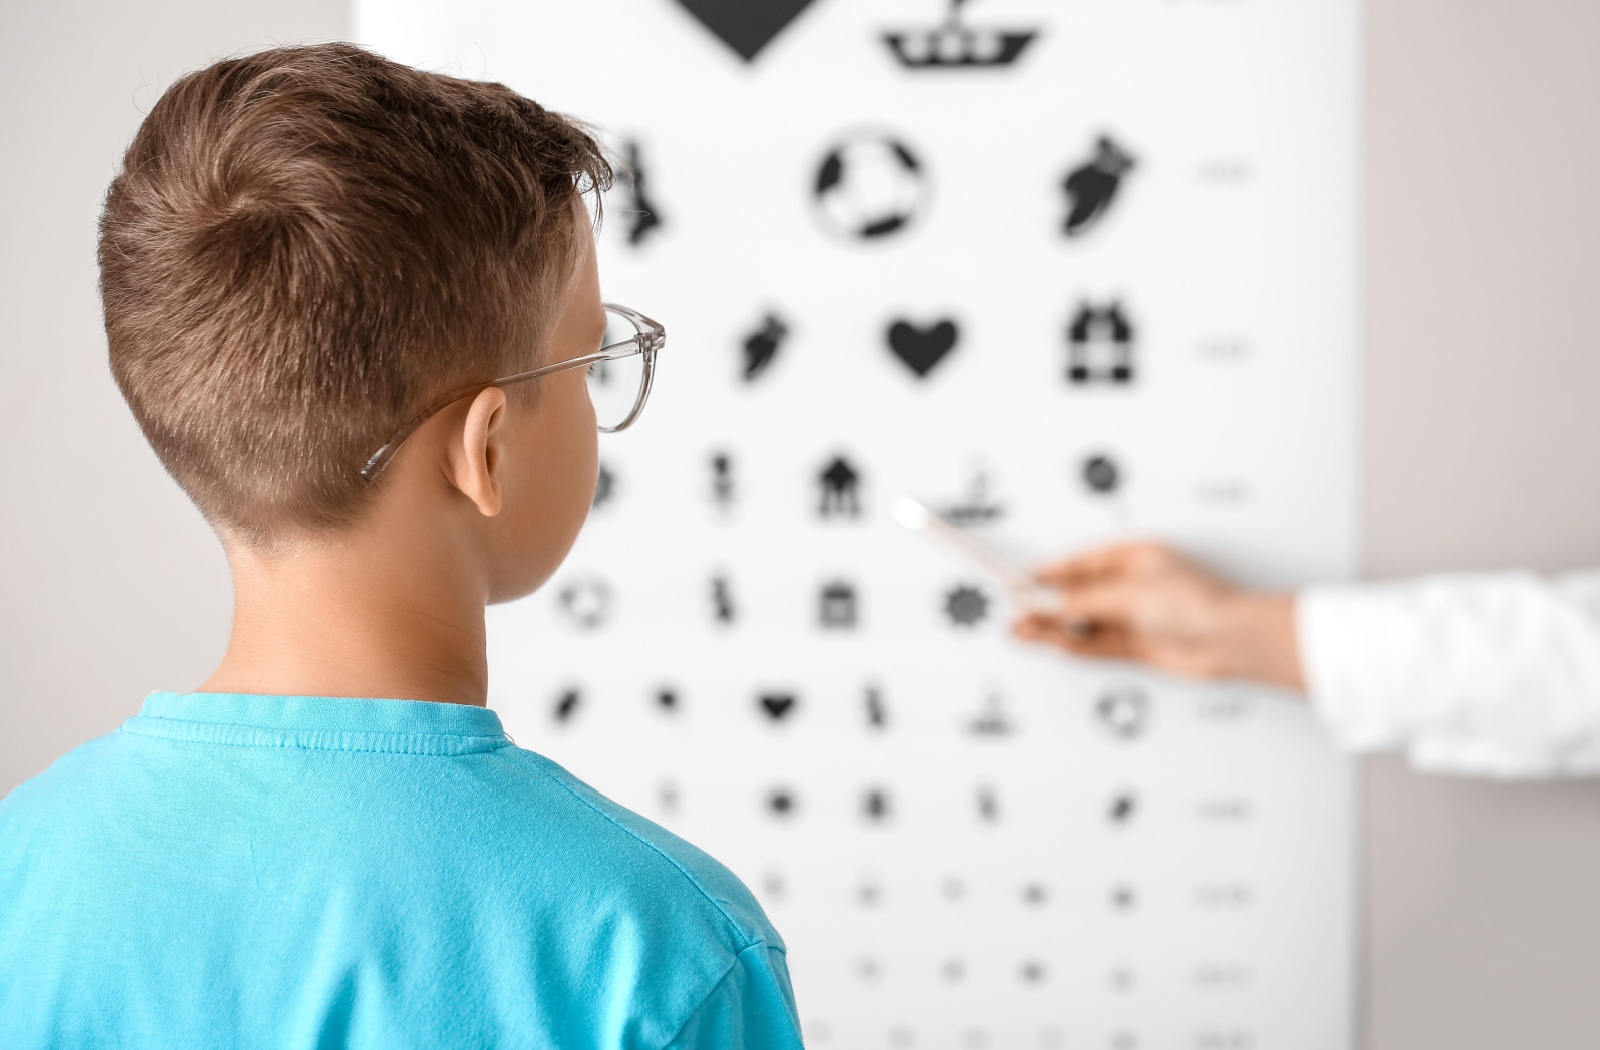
[{"left": 0, "top": 692, "right": 803, "bottom": 1049}]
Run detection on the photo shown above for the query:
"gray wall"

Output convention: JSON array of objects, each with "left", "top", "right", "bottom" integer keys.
[
  {"left": 1363, "top": 0, "right": 1600, "bottom": 1045},
  {"left": 0, "top": 0, "right": 344, "bottom": 810},
  {"left": 2, "top": 1, "right": 1596, "bottom": 1046}
]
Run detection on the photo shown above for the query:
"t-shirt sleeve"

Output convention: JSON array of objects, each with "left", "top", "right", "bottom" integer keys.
[
  {"left": 663, "top": 941, "right": 804, "bottom": 1050},
  {"left": 1298, "top": 571, "right": 1600, "bottom": 776}
]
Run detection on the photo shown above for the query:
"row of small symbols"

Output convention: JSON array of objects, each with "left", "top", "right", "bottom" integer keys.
[
  {"left": 617, "top": 127, "right": 1139, "bottom": 255},
  {"left": 591, "top": 449, "right": 1250, "bottom": 524},
  {"left": 728, "top": 303, "right": 1138, "bottom": 386},
  {"left": 799, "top": 957, "right": 1254, "bottom": 994},
  {"left": 549, "top": 682, "right": 1154, "bottom": 741},
  {"left": 803, "top": 1020, "right": 1256, "bottom": 1050}
]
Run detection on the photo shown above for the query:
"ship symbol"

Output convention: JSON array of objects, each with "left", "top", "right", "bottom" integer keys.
[
  {"left": 940, "top": 463, "right": 1004, "bottom": 526},
  {"left": 883, "top": 0, "right": 1039, "bottom": 70}
]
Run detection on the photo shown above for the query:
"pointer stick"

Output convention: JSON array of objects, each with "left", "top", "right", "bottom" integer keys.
[{"left": 892, "top": 496, "right": 1057, "bottom": 611}]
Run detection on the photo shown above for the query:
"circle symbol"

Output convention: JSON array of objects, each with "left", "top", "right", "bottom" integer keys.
[
  {"left": 1082, "top": 454, "right": 1120, "bottom": 495},
  {"left": 1095, "top": 683, "right": 1150, "bottom": 739},
  {"left": 813, "top": 132, "right": 929, "bottom": 241},
  {"left": 556, "top": 576, "right": 612, "bottom": 630}
]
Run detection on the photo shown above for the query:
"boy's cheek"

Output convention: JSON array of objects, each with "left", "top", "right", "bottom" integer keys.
[{"left": 487, "top": 390, "right": 595, "bottom": 601}]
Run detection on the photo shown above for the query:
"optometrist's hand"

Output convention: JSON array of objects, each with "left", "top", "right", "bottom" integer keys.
[{"left": 1011, "top": 541, "right": 1306, "bottom": 693}]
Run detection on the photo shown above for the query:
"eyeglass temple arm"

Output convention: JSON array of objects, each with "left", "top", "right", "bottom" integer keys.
[{"left": 359, "top": 321, "right": 662, "bottom": 482}]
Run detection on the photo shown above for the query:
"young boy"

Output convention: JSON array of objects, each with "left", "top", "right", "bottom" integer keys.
[{"left": 0, "top": 43, "right": 802, "bottom": 1048}]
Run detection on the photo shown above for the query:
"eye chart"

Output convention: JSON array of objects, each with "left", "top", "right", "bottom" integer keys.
[{"left": 358, "top": 2, "right": 1360, "bottom": 1046}]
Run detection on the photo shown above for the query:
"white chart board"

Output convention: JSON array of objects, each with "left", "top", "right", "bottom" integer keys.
[{"left": 357, "top": 2, "right": 1360, "bottom": 1046}]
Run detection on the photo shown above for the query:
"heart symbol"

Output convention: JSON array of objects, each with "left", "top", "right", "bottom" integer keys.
[
  {"left": 674, "top": 0, "right": 819, "bottom": 62},
  {"left": 887, "top": 318, "right": 959, "bottom": 378},
  {"left": 759, "top": 693, "right": 798, "bottom": 721}
]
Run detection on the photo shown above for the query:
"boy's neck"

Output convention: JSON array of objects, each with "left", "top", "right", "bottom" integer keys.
[{"left": 199, "top": 522, "right": 491, "bottom": 708}]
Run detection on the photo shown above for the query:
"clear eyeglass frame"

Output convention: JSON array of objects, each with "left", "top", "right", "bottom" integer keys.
[{"left": 359, "top": 303, "right": 664, "bottom": 483}]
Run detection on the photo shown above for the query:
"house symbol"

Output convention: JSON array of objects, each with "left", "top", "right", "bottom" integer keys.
[{"left": 819, "top": 456, "right": 862, "bottom": 517}]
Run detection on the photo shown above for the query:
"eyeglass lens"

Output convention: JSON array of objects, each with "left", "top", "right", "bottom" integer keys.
[{"left": 586, "top": 307, "right": 648, "bottom": 431}]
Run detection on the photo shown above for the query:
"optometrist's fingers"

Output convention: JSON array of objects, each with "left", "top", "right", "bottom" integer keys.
[
  {"left": 1031, "top": 540, "right": 1173, "bottom": 588},
  {"left": 1012, "top": 612, "right": 1138, "bottom": 661}
]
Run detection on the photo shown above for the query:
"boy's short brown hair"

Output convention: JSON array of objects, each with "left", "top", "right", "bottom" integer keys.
[{"left": 99, "top": 43, "right": 611, "bottom": 544}]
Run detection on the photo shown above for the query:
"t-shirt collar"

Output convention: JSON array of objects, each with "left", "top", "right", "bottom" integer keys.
[{"left": 125, "top": 691, "right": 510, "bottom": 755}]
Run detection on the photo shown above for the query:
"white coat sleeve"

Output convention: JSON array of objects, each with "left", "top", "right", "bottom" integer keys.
[{"left": 1297, "top": 571, "right": 1600, "bottom": 777}]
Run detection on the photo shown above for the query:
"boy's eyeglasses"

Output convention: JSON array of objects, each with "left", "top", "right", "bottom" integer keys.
[{"left": 359, "top": 303, "right": 664, "bottom": 483}]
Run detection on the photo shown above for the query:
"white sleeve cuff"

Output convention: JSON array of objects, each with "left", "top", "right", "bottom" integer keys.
[
  {"left": 1297, "top": 574, "right": 1600, "bottom": 777},
  {"left": 1297, "top": 582, "right": 1415, "bottom": 751}
]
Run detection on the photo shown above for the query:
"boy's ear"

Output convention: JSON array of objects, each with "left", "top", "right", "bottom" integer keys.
[{"left": 449, "top": 387, "right": 509, "bottom": 517}]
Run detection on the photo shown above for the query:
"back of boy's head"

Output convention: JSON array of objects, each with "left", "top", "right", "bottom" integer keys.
[{"left": 99, "top": 43, "right": 612, "bottom": 547}]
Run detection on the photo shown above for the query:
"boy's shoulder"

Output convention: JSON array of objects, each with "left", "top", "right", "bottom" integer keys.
[
  {"left": 0, "top": 713, "right": 796, "bottom": 1048},
  {"left": 2, "top": 724, "right": 781, "bottom": 958},
  {"left": 490, "top": 745, "right": 783, "bottom": 954}
]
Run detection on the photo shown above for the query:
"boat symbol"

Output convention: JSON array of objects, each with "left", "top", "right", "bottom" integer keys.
[{"left": 883, "top": 0, "right": 1039, "bottom": 70}]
